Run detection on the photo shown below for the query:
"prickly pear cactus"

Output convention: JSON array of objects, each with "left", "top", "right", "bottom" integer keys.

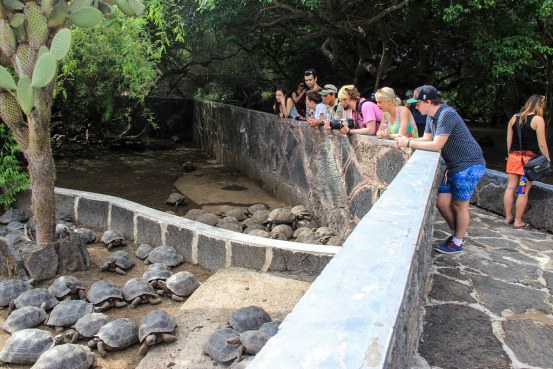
[
  {"left": 0, "top": 20, "right": 16, "bottom": 57},
  {"left": 0, "top": 66, "right": 17, "bottom": 91},
  {"left": 31, "top": 51, "right": 56, "bottom": 88},
  {"left": 68, "top": 6, "right": 103, "bottom": 28},
  {"left": 15, "top": 43, "right": 34, "bottom": 76},
  {"left": 26, "top": 2, "right": 49, "bottom": 49},
  {"left": 50, "top": 28, "right": 71, "bottom": 60},
  {"left": 16, "top": 74, "right": 34, "bottom": 114},
  {"left": 0, "top": 92, "right": 22, "bottom": 126}
]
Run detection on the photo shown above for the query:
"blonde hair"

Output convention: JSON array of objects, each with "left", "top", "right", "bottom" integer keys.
[
  {"left": 520, "top": 94, "right": 546, "bottom": 125},
  {"left": 375, "top": 87, "right": 402, "bottom": 106},
  {"left": 338, "top": 85, "right": 360, "bottom": 100}
]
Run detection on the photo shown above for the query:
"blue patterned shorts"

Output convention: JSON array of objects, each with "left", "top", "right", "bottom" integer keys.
[{"left": 438, "top": 165, "right": 486, "bottom": 201}]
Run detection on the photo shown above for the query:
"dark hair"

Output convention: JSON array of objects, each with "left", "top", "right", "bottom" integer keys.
[
  {"left": 304, "top": 68, "right": 317, "bottom": 78},
  {"left": 306, "top": 91, "right": 322, "bottom": 104}
]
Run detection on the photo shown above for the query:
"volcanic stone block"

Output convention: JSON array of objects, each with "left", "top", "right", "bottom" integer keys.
[
  {"left": 289, "top": 155, "right": 308, "bottom": 189},
  {"left": 420, "top": 305, "right": 509, "bottom": 369},
  {"left": 473, "top": 175, "right": 506, "bottom": 214},
  {"left": 268, "top": 248, "right": 331, "bottom": 275},
  {"left": 376, "top": 148, "right": 407, "bottom": 184},
  {"left": 110, "top": 205, "right": 135, "bottom": 240},
  {"left": 349, "top": 187, "right": 373, "bottom": 221},
  {"left": 77, "top": 198, "right": 109, "bottom": 229},
  {"left": 22, "top": 243, "right": 58, "bottom": 281},
  {"left": 345, "top": 162, "right": 364, "bottom": 195},
  {"left": 0, "top": 237, "right": 28, "bottom": 278},
  {"left": 165, "top": 224, "right": 194, "bottom": 262},
  {"left": 429, "top": 274, "right": 475, "bottom": 303},
  {"left": 230, "top": 242, "right": 266, "bottom": 270},
  {"left": 136, "top": 216, "right": 162, "bottom": 247},
  {"left": 502, "top": 320, "right": 553, "bottom": 367},
  {"left": 470, "top": 274, "right": 550, "bottom": 314},
  {"left": 55, "top": 193, "right": 76, "bottom": 220},
  {"left": 197, "top": 234, "right": 226, "bottom": 271},
  {"left": 55, "top": 234, "right": 89, "bottom": 272}
]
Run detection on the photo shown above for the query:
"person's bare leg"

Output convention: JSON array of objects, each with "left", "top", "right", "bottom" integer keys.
[
  {"left": 436, "top": 193, "right": 455, "bottom": 231},
  {"left": 452, "top": 199, "right": 470, "bottom": 239},
  {"left": 503, "top": 174, "right": 519, "bottom": 223},
  {"left": 514, "top": 181, "right": 533, "bottom": 227}
]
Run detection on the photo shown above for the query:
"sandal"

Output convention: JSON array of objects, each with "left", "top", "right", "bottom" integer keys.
[
  {"left": 514, "top": 223, "right": 532, "bottom": 229},
  {"left": 505, "top": 216, "right": 513, "bottom": 225}
]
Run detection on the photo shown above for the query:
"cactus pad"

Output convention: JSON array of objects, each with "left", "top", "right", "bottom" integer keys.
[
  {"left": 0, "top": 66, "right": 17, "bottom": 91},
  {"left": 0, "top": 92, "right": 23, "bottom": 126},
  {"left": 48, "top": 3, "right": 69, "bottom": 28},
  {"left": 115, "top": 0, "right": 135, "bottom": 16},
  {"left": 26, "top": 2, "right": 49, "bottom": 49},
  {"left": 129, "top": 0, "right": 144, "bottom": 16},
  {"left": 70, "top": 0, "right": 93, "bottom": 10},
  {"left": 16, "top": 74, "right": 34, "bottom": 114},
  {"left": 0, "top": 20, "right": 16, "bottom": 57},
  {"left": 32, "top": 51, "right": 57, "bottom": 88},
  {"left": 50, "top": 28, "right": 71, "bottom": 60},
  {"left": 68, "top": 6, "right": 103, "bottom": 28},
  {"left": 16, "top": 43, "right": 34, "bottom": 76},
  {"left": 38, "top": 45, "right": 49, "bottom": 59},
  {"left": 42, "top": 0, "right": 55, "bottom": 16},
  {"left": 2, "top": 0, "right": 25, "bottom": 11},
  {"left": 10, "top": 13, "right": 25, "bottom": 28}
]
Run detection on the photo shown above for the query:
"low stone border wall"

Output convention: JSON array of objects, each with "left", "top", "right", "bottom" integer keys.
[
  {"left": 194, "top": 101, "right": 410, "bottom": 238},
  {"left": 55, "top": 188, "right": 339, "bottom": 276},
  {"left": 472, "top": 169, "right": 553, "bottom": 232}
]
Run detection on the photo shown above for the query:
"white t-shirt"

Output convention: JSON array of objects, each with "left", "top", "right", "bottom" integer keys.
[{"left": 315, "top": 103, "right": 326, "bottom": 119}]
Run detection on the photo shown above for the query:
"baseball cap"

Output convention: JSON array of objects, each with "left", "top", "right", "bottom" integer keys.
[
  {"left": 320, "top": 84, "right": 338, "bottom": 96},
  {"left": 406, "top": 85, "right": 438, "bottom": 104}
]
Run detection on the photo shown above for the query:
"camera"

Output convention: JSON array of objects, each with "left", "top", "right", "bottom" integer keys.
[{"left": 328, "top": 119, "right": 355, "bottom": 129}]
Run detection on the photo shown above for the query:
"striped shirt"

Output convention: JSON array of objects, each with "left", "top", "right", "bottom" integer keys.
[{"left": 424, "top": 103, "right": 485, "bottom": 174}]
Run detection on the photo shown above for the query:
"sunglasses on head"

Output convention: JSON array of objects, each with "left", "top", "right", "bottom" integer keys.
[{"left": 304, "top": 70, "right": 314, "bottom": 76}]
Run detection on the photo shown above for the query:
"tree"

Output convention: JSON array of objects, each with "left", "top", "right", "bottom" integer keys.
[{"left": 0, "top": 0, "right": 145, "bottom": 245}]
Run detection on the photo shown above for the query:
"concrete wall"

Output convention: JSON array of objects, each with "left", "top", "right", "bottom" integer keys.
[
  {"left": 472, "top": 169, "right": 553, "bottom": 232},
  {"left": 55, "top": 188, "right": 338, "bottom": 276},
  {"left": 194, "top": 101, "right": 410, "bottom": 238},
  {"left": 194, "top": 101, "right": 443, "bottom": 368}
]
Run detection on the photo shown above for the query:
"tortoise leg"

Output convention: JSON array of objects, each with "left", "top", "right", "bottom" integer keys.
[
  {"left": 114, "top": 266, "right": 127, "bottom": 275},
  {"left": 77, "top": 289, "right": 86, "bottom": 300},
  {"left": 130, "top": 297, "right": 142, "bottom": 308},
  {"left": 139, "top": 334, "right": 157, "bottom": 356},
  {"left": 71, "top": 331, "right": 81, "bottom": 343},
  {"left": 107, "top": 243, "right": 113, "bottom": 250},
  {"left": 55, "top": 326, "right": 64, "bottom": 333},
  {"left": 99, "top": 263, "right": 110, "bottom": 271},
  {"left": 62, "top": 294, "right": 72, "bottom": 300},
  {"left": 94, "top": 301, "right": 111, "bottom": 312},
  {"left": 8, "top": 301, "right": 15, "bottom": 312},
  {"left": 138, "top": 341, "right": 150, "bottom": 357},
  {"left": 160, "top": 333, "right": 177, "bottom": 344},
  {"left": 156, "top": 289, "right": 165, "bottom": 296},
  {"left": 236, "top": 344, "right": 246, "bottom": 362},
  {"left": 148, "top": 296, "right": 161, "bottom": 305},
  {"left": 97, "top": 341, "right": 108, "bottom": 357},
  {"left": 171, "top": 294, "right": 184, "bottom": 302},
  {"left": 114, "top": 299, "right": 127, "bottom": 308},
  {"left": 65, "top": 329, "right": 75, "bottom": 340},
  {"left": 88, "top": 338, "right": 98, "bottom": 349}
]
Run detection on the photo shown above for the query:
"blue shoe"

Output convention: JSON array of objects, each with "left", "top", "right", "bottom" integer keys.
[
  {"left": 435, "top": 235, "right": 452, "bottom": 250},
  {"left": 436, "top": 240, "right": 463, "bottom": 254}
]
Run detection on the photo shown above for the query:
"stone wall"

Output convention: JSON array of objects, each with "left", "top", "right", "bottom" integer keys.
[
  {"left": 472, "top": 169, "right": 553, "bottom": 232},
  {"left": 194, "top": 101, "right": 410, "bottom": 237}
]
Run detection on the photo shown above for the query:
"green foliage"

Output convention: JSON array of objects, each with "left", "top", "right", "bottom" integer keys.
[
  {"left": 56, "top": 9, "right": 160, "bottom": 131},
  {"left": 0, "top": 123, "right": 28, "bottom": 210}
]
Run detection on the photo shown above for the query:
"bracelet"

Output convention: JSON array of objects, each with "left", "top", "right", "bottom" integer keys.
[{"left": 407, "top": 139, "right": 411, "bottom": 148}]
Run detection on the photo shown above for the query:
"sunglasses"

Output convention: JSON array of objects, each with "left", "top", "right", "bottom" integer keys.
[{"left": 304, "top": 70, "right": 315, "bottom": 76}]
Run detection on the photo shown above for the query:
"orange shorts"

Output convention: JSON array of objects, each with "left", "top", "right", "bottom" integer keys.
[{"left": 506, "top": 151, "right": 536, "bottom": 176}]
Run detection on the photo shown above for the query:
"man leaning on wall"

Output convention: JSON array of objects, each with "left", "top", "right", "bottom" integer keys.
[{"left": 307, "top": 84, "right": 344, "bottom": 128}]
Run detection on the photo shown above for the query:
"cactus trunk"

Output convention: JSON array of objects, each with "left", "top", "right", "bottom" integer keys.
[{"left": 25, "top": 87, "right": 56, "bottom": 245}]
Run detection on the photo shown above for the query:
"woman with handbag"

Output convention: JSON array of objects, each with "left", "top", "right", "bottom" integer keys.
[{"left": 503, "top": 94, "right": 550, "bottom": 228}]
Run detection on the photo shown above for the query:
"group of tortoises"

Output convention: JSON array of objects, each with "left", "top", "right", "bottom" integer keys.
[
  {"left": 203, "top": 305, "right": 280, "bottom": 367},
  {"left": 0, "top": 226, "right": 203, "bottom": 368},
  {"left": 184, "top": 204, "right": 345, "bottom": 246}
]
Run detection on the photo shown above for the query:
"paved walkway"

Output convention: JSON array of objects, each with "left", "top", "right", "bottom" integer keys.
[{"left": 420, "top": 206, "right": 553, "bottom": 369}]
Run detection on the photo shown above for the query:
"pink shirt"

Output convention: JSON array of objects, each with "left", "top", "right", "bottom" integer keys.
[{"left": 353, "top": 98, "right": 382, "bottom": 128}]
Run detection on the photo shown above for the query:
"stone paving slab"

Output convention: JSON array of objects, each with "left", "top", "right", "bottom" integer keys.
[{"left": 420, "top": 206, "right": 553, "bottom": 369}]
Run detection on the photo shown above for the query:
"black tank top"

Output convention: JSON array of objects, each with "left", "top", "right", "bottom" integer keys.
[{"left": 511, "top": 114, "right": 540, "bottom": 154}]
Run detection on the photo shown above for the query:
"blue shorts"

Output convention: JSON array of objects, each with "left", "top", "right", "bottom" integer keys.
[{"left": 438, "top": 165, "right": 486, "bottom": 201}]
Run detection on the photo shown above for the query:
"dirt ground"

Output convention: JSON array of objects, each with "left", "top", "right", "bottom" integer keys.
[{"left": 0, "top": 237, "right": 213, "bottom": 369}]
